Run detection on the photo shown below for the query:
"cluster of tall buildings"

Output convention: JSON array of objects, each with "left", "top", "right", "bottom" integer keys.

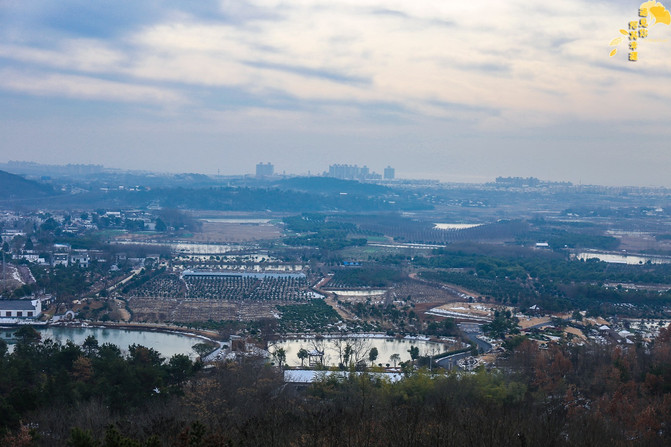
[
  {"left": 327, "top": 164, "right": 395, "bottom": 181},
  {"left": 255, "top": 162, "right": 274, "bottom": 177}
]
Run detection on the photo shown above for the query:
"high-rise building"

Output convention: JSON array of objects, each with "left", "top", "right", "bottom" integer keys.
[
  {"left": 327, "top": 164, "right": 381, "bottom": 180},
  {"left": 256, "top": 162, "right": 274, "bottom": 177},
  {"left": 384, "top": 166, "right": 395, "bottom": 180}
]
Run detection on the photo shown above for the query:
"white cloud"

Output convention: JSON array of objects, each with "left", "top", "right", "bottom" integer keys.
[
  {"left": 3, "top": 0, "right": 670, "bottom": 129},
  {"left": 0, "top": 69, "right": 185, "bottom": 104}
]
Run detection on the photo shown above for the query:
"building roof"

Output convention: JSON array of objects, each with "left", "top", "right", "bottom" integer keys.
[{"left": 0, "top": 299, "right": 38, "bottom": 311}]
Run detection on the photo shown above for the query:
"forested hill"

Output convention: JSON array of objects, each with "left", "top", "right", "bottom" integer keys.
[
  {"left": 14, "top": 183, "right": 430, "bottom": 212},
  {"left": 0, "top": 170, "right": 55, "bottom": 201}
]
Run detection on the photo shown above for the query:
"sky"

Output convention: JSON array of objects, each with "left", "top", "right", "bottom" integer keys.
[{"left": 2, "top": 0, "right": 671, "bottom": 186}]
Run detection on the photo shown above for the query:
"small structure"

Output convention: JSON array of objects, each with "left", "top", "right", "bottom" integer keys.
[
  {"left": 0, "top": 299, "right": 42, "bottom": 319},
  {"left": 230, "top": 336, "right": 246, "bottom": 352},
  {"left": 308, "top": 349, "right": 325, "bottom": 366}
]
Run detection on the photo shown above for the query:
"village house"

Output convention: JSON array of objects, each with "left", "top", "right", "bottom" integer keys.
[{"left": 0, "top": 299, "right": 42, "bottom": 319}]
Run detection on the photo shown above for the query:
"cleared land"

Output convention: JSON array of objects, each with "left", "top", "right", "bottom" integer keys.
[
  {"left": 189, "top": 221, "right": 281, "bottom": 242},
  {"left": 128, "top": 296, "right": 284, "bottom": 322}
]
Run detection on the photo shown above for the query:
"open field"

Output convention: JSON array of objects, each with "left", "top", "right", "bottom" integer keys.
[
  {"left": 128, "top": 296, "right": 287, "bottom": 322},
  {"left": 189, "top": 220, "right": 281, "bottom": 242},
  {"left": 390, "top": 279, "right": 465, "bottom": 304}
]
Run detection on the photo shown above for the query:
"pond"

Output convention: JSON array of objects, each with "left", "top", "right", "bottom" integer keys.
[
  {"left": 270, "top": 336, "right": 460, "bottom": 367},
  {"left": 116, "top": 240, "right": 249, "bottom": 254},
  {"left": 0, "top": 326, "right": 205, "bottom": 359},
  {"left": 574, "top": 252, "right": 671, "bottom": 265},
  {"left": 433, "top": 223, "right": 482, "bottom": 230}
]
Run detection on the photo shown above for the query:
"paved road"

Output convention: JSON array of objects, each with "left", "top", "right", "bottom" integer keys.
[
  {"left": 464, "top": 332, "right": 492, "bottom": 353},
  {"left": 436, "top": 351, "right": 471, "bottom": 370},
  {"left": 437, "top": 324, "right": 493, "bottom": 370},
  {"left": 202, "top": 341, "right": 228, "bottom": 362}
]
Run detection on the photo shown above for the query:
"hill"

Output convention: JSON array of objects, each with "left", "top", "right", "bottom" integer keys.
[{"left": 0, "top": 170, "right": 55, "bottom": 202}]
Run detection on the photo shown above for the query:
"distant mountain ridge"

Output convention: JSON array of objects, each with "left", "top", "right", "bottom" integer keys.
[{"left": 0, "top": 170, "right": 55, "bottom": 201}]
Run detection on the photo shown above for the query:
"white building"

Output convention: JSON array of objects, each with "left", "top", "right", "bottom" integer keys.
[
  {"left": 0, "top": 299, "right": 42, "bottom": 319},
  {"left": 71, "top": 250, "right": 90, "bottom": 268}
]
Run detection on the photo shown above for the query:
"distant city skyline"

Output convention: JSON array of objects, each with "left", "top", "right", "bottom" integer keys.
[
  {"left": 2, "top": 1, "right": 671, "bottom": 186},
  {"left": 0, "top": 159, "right": 641, "bottom": 188}
]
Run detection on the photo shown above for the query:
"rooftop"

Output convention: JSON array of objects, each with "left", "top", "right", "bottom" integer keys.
[{"left": 0, "top": 299, "right": 39, "bottom": 311}]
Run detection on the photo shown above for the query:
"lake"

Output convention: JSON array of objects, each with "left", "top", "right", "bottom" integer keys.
[
  {"left": 270, "top": 336, "right": 460, "bottom": 367},
  {"left": 1, "top": 326, "right": 205, "bottom": 359}
]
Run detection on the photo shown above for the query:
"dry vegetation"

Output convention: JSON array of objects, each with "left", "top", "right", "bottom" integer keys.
[
  {"left": 390, "top": 279, "right": 465, "bottom": 304},
  {"left": 128, "top": 296, "right": 283, "bottom": 322},
  {"left": 189, "top": 221, "right": 281, "bottom": 242}
]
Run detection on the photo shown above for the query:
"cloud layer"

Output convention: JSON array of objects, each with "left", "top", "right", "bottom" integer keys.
[{"left": 1, "top": 0, "right": 671, "bottom": 185}]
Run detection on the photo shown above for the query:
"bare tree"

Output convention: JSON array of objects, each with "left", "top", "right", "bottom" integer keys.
[{"left": 390, "top": 353, "right": 401, "bottom": 368}]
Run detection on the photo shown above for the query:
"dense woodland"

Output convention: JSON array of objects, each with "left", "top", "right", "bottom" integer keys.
[{"left": 1, "top": 326, "right": 671, "bottom": 446}]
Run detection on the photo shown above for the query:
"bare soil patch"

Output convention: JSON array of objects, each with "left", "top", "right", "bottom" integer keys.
[
  {"left": 190, "top": 221, "right": 281, "bottom": 243},
  {"left": 128, "top": 296, "right": 288, "bottom": 323}
]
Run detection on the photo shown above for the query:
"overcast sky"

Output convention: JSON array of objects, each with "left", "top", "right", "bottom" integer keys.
[{"left": 1, "top": 0, "right": 671, "bottom": 185}]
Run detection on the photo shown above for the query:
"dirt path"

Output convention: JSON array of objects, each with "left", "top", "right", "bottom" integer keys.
[
  {"left": 114, "top": 299, "right": 131, "bottom": 322},
  {"left": 323, "top": 295, "right": 356, "bottom": 321},
  {"left": 107, "top": 267, "right": 143, "bottom": 293},
  {"left": 313, "top": 276, "right": 354, "bottom": 320},
  {"left": 408, "top": 272, "right": 480, "bottom": 298}
]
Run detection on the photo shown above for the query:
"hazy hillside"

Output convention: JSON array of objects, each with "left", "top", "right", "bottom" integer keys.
[
  {"left": 274, "top": 176, "right": 390, "bottom": 195},
  {"left": 0, "top": 170, "right": 55, "bottom": 201}
]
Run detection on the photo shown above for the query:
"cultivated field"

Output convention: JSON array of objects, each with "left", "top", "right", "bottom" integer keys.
[{"left": 128, "top": 296, "right": 286, "bottom": 322}]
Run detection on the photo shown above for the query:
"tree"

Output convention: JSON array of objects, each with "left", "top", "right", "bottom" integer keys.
[
  {"left": 167, "top": 353, "right": 195, "bottom": 384},
  {"left": 274, "top": 348, "right": 286, "bottom": 370},
  {"left": 369, "top": 347, "right": 379, "bottom": 366},
  {"left": 192, "top": 343, "right": 214, "bottom": 359},
  {"left": 297, "top": 348, "right": 309, "bottom": 367},
  {"left": 390, "top": 353, "right": 401, "bottom": 368},
  {"left": 155, "top": 218, "right": 167, "bottom": 232},
  {"left": 14, "top": 326, "right": 41, "bottom": 344},
  {"left": 67, "top": 427, "right": 98, "bottom": 447},
  {"left": 24, "top": 237, "right": 33, "bottom": 251},
  {"left": 343, "top": 343, "right": 353, "bottom": 367},
  {"left": 408, "top": 346, "right": 419, "bottom": 365},
  {"left": 82, "top": 335, "right": 99, "bottom": 357}
]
